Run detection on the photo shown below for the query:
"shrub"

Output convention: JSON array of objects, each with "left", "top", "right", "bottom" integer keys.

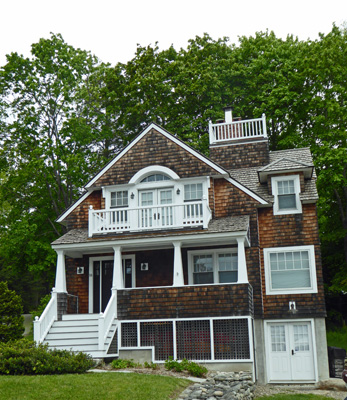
[
  {"left": 0, "top": 281, "right": 24, "bottom": 343},
  {"left": 111, "top": 358, "right": 140, "bottom": 369},
  {"left": 0, "top": 339, "right": 95, "bottom": 375},
  {"left": 144, "top": 361, "right": 158, "bottom": 370},
  {"left": 164, "top": 357, "right": 208, "bottom": 377}
]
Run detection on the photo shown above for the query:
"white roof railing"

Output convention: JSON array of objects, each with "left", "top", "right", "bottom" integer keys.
[{"left": 209, "top": 114, "right": 267, "bottom": 145}]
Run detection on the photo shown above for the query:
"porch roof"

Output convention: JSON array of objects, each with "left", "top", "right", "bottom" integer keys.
[{"left": 52, "top": 215, "right": 250, "bottom": 246}]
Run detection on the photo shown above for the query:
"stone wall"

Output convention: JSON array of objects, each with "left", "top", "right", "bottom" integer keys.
[{"left": 178, "top": 371, "right": 254, "bottom": 400}]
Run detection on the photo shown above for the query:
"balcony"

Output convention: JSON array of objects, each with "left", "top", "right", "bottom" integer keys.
[
  {"left": 88, "top": 200, "right": 211, "bottom": 236},
  {"left": 209, "top": 114, "right": 267, "bottom": 145}
]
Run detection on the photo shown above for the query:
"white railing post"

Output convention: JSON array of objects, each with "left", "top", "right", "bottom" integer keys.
[
  {"left": 98, "top": 312, "right": 105, "bottom": 350},
  {"left": 262, "top": 113, "right": 267, "bottom": 137},
  {"left": 88, "top": 206, "right": 94, "bottom": 237},
  {"left": 209, "top": 120, "right": 214, "bottom": 144},
  {"left": 237, "top": 237, "right": 248, "bottom": 283},
  {"left": 173, "top": 241, "right": 184, "bottom": 286},
  {"left": 202, "top": 196, "right": 211, "bottom": 228},
  {"left": 33, "top": 288, "right": 58, "bottom": 344}
]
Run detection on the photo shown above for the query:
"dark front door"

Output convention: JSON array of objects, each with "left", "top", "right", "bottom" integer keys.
[{"left": 93, "top": 260, "right": 113, "bottom": 313}]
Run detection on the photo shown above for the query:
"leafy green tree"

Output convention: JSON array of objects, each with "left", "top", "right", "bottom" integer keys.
[{"left": 0, "top": 281, "right": 24, "bottom": 342}]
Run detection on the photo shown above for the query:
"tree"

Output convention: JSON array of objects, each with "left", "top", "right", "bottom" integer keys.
[
  {"left": 0, "top": 281, "right": 24, "bottom": 342},
  {"left": 0, "top": 34, "right": 101, "bottom": 308}
]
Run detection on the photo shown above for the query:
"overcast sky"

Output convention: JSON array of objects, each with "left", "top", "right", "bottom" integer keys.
[{"left": 0, "top": 0, "right": 346, "bottom": 67}]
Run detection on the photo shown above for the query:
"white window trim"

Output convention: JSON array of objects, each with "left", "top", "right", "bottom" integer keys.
[
  {"left": 271, "top": 175, "right": 302, "bottom": 215},
  {"left": 264, "top": 245, "right": 317, "bottom": 295},
  {"left": 188, "top": 248, "right": 238, "bottom": 285}
]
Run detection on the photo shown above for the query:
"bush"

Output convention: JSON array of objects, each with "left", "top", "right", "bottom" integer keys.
[
  {"left": 0, "top": 281, "right": 24, "bottom": 343},
  {"left": 0, "top": 339, "right": 95, "bottom": 375},
  {"left": 164, "top": 357, "right": 208, "bottom": 377},
  {"left": 111, "top": 358, "right": 140, "bottom": 369}
]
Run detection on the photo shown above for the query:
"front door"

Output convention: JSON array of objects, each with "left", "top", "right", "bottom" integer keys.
[
  {"left": 90, "top": 255, "right": 135, "bottom": 313},
  {"left": 267, "top": 321, "right": 315, "bottom": 382},
  {"left": 139, "top": 189, "right": 173, "bottom": 228}
]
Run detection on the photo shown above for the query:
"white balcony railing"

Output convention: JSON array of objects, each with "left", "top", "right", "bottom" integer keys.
[
  {"left": 209, "top": 114, "right": 267, "bottom": 144},
  {"left": 89, "top": 200, "right": 211, "bottom": 237}
]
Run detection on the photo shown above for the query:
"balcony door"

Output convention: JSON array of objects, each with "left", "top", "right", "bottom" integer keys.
[
  {"left": 139, "top": 188, "right": 173, "bottom": 228},
  {"left": 90, "top": 255, "right": 135, "bottom": 313}
]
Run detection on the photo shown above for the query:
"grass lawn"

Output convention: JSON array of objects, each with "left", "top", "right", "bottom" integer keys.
[{"left": 0, "top": 372, "right": 190, "bottom": 400}]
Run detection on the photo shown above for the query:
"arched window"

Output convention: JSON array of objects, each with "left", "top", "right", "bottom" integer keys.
[{"left": 141, "top": 174, "right": 171, "bottom": 183}]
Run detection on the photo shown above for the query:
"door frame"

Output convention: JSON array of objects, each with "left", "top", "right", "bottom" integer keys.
[
  {"left": 264, "top": 319, "right": 318, "bottom": 383},
  {"left": 88, "top": 255, "right": 136, "bottom": 313}
]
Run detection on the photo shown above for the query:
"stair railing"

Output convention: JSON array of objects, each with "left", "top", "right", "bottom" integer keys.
[
  {"left": 33, "top": 289, "right": 58, "bottom": 343},
  {"left": 98, "top": 291, "right": 117, "bottom": 351}
]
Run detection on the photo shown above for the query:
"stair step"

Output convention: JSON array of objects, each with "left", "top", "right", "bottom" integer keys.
[
  {"left": 49, "top": 325, "right": 98, "bottom": 334},
  {"left": 62, "top": 314, "right": 99, "bottom": 321},
  {"left": 46, "top": 332, "right": 98, "bottom": 340},
  {"left": 45, "top": 343, "right": 99, "bottom": 352},
  {"left": 54, "top": 320, "right": 98, "bottom": 328}
]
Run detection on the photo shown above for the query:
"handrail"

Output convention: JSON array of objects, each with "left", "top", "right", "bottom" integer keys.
[
  {"left": 89, "top": 200, "right": 211, "bottom": 237},
  {"left": 209, "top": 114, "right": 267, "bottom": 144},
  {"left": 98, "top": 291, "right": 117, "bottom": 351},
  {"left": 33, "top": 290, "right": 57, "bottom": 343}
]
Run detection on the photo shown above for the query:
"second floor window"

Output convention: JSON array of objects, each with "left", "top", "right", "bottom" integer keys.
[
  {"left": 111, "top": 191, "right": 128, "bottom": 208},
  {"left": 184, "top": 183, "right": 203, "bottom": 201}
]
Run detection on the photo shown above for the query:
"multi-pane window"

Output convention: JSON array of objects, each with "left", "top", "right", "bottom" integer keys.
[
  {"left": 271, "top": 175, "right": 302, "bottom": 215},
  {"left": 111, "top": 191, "right": 128, "bottom": 208},
  {"left": 277, "top": 180, "right": 296, "bottom": 210},
  {"left": 184, "top": 183, "right": 203, "bottom": 201},
  {"left": 141, "top": 174, "right": 171, "bottom": 182},
  {"left": 264, "top": 246, "right": 317, "bottom": 294},
  {"left": 190, "top": 251, "right": 238, "bottom": 285}
]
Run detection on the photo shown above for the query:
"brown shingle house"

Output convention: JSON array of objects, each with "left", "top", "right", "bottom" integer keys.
[{"left": 34, "top": 108, "right": 329, "bottom": 383}]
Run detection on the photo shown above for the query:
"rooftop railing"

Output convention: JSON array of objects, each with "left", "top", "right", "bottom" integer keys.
[{"left": 209, "top": 114, "right": 267, "bottom": 144}]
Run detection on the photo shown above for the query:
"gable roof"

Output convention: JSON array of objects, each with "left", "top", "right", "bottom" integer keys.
[
  {"left": 86, "top": 123, "right": 229, "bottom": 188},
  {"left": 57, "top": 123, "right": 268, "bottom": 223}
]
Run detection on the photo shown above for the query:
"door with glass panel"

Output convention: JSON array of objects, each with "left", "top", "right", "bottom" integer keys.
[
  {"left": 267, "top": 322, "right": 315, "bottom": 382},
  {"left": 139, "top": 189, "right": 173, "bottom": 228}
]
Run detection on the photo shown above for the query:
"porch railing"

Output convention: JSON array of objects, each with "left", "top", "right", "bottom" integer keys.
[
  {"left": 33, "top": 290, "right": 57, "bottom": 344},
  {"left": 209, "top": 114, "right": 267, "bottom": 144},
  {"left": 98, "top": 291, "right": 118, "bottom": 351},
  {"left": 89, "top": 200, "right": 211, "bottom": 236}
]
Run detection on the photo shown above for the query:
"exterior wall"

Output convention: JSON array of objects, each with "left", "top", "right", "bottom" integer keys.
[
  {"left": 315, "top": 318, "right": 330, "bottom": 381},
  {"left": 117, "top": 284, "right": 254, "bottom": 320},
  {"left": 65, "top": 190, "right": 102, "bottom": 231},
  {"left": 93, "top": 128, "right": 221, "bottom": 187},
  {"left": 258, "top": 204, "right": 326, "bottom": 319},
  {"left": 66, "top": 256, "right": 89, "bottom": 314},
  {"left": 209, "top": 140, "right": 269, "bottom": 170}
]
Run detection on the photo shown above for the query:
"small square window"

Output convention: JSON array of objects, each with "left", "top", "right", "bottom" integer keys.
[{"left": 111, "top": 191, "right": 128, "bottom": 208}]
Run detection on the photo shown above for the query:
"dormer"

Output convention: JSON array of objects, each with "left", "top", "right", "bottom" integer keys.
[{"left": 209, "top": 107, "right": 270, "bottom": 170}]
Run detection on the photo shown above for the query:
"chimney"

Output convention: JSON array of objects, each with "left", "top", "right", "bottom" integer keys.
[{"left": 223, "top": 106, "right": 233, "bottom": 124}]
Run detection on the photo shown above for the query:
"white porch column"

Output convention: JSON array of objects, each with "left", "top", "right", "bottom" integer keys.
[
  {"left": 173, "top": 241, "right": 184, "bottom": 286},
  {"left": 55, "top": 249, "right": 67, "bottom": 293},
  {"left": 237, "top": 237, "right": 248, "bottom": 283},
  {"left": 112, "top": 245, "right": 124, "bottom": 290}
]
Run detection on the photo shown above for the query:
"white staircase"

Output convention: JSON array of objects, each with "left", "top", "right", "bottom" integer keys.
[{"left": 43, "top": 314, "right": 118, "bottom": 358}]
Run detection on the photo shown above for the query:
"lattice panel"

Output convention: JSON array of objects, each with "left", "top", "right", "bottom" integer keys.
[
  {"left": 121, "top": 322, "right": 137, "bottom": 347},
  {"left": 176, "top": 320, "right": 211, "bottom": 360},
  {"left": 107, "top": 329, "right": 118, "bottom": 354},
  {"left": 140, "top": 322, "right": 174, "bottom": 361},
  {"left": 213, "top": 319, "right": 250, "bottom": 360}
]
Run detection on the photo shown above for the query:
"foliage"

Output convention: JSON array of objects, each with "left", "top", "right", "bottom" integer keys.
[
  {"left": 0, "top": 339, "right": 95, "bottom": 375},
  {"left": 326, "top": 325, "right": 347, "bottom": 351},
  {"left": 30, "top": 294, "right": 51, "bottom": 319},
  {"left": 164, "top": 357, "right": 208, "bottom": 377},
  {"left": 144, "top": 361, "right": 158, "bottom": 370},
  {"left": 0, "top": 372, "right": 190, "bottom": 400},
  {"left": 110, "top": 358, "right": 140, "bottom": 369},
  {"left": 0, "top": 282, "right": 24, "bottom": 342}
]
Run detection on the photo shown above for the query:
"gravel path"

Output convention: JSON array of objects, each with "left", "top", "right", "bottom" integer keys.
[{"left": 254, "top": 384, "right": 347, "bottom": 399}]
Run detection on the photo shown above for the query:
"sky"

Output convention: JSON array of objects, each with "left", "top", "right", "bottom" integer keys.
[{"left": 0, "top": 0, "right": 346, "bottom": 67}]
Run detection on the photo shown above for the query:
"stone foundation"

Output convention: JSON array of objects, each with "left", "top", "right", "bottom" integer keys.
[{"left": 178, "top": 371, "right": 254, "bottom": 400}]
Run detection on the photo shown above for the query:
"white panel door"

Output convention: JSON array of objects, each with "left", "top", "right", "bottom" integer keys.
[
  {"left": 267, "top": 321, "right": 315, "bottom": 382},
  {"left": 139, "top": 189, "right": 173, "bottom": 228}
]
